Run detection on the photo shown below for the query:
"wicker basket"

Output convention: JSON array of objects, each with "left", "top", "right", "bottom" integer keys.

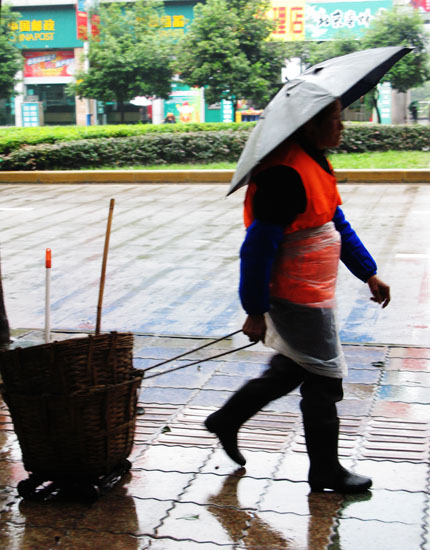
[
  {"left": 0, "top": 332, "right": 135, "bottom": 395},
  {"left": 0, "top": 372, "right": 143, "bottom": 478}
]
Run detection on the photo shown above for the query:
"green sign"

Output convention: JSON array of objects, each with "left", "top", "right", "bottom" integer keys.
[
  {"left": 11, "top": 6, "right": 83, "bottom": 49},
  {"left": 22, "top": 102, "right": 41, "bottom": 127},
  {"left": 163, "top": 2, "right": 195, "bottom": 36},
  {"left": 165, "top": 82, "right": 203, "bottom": 123},
  {"left": 305, "top": 0, "right": 393, "bottom": 40},
  {"left": 376, "top": 82, "right": 391, "bottom": 124}
]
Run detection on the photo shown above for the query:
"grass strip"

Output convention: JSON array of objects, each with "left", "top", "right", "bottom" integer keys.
[{"left": 91, "top": 151, "right": 430, "bottom": 171}]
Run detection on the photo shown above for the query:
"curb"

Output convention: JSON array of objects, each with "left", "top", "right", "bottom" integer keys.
[{"left": 0, "top": 169, "right": 429, "bottom": 184}]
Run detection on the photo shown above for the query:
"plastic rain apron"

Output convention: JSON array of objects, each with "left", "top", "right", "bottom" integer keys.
[{"left": 264, "top": 222, "right": 347, "bottom": 378}]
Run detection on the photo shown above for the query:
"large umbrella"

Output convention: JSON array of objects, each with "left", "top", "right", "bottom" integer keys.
[{"left": 228, "top": 46, "right": 412, "bottom": 195}]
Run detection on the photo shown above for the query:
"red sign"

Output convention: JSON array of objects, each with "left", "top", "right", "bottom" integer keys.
[
  {"left": 91, "top": 14, "right": 100, "bottom": 39},
  {"left": 76, "top": 9, "right": 88, "bottom": 40},
  {"left": 410, "top": 0, "right": 430, "bottom": 11},
  {"left": 23, "top": 51, "right": 75, "bottom": 77}
]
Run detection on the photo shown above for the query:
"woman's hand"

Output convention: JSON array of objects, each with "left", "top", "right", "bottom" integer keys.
[
  {"left": 368, "top": 275, "right": 391, "bottom": 308},
  {"left": 242, "top": 314, "right": 267, "bottom": 343}
]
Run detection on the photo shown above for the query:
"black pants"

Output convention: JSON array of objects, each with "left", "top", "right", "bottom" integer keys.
[{"left": 215, "top": 353, "right": 344, "bottom": 433}]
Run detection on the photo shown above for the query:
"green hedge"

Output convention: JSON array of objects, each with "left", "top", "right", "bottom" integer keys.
[
  {"left": 337, "top": 124, "right": 430, "bottom": 153},
  {"left": 0, "top": 123, "right": 428, "bottom": 170},
  {"left": 0, "top": 131, "right": 250, "bottom": 170},
  {"left": 0, "top": 122, "right": 254, "bottom": 156}
]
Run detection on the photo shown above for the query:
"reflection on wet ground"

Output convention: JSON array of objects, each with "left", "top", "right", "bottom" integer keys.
[{"left": 0, "top": 332, "right": 429, "bottom": 549}]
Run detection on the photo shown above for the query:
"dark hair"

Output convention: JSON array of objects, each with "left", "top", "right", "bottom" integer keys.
[
  {"left": 312, "top": 100, "right": 341, "bottom": 126},
  {"left": 292, "top": 99, "right": 340, "bottom": 146}
]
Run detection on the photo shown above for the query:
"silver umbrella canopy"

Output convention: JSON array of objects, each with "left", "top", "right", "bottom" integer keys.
[{"left": 228, "top": 46, "right": 412, "bottom": 195}]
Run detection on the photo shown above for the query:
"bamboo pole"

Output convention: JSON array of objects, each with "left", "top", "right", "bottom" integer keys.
[{"left": 96, "top": 198, "right": 115, "bottom": 335}]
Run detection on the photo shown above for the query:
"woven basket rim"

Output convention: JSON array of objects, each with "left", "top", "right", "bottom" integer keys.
[{"left": 0, "top": 331, "right": 134, "bottom": 356}]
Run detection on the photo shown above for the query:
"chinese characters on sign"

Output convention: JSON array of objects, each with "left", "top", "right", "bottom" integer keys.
[
  {"left": 21, "top": 103, "right": 41, "bottom": 127},
  {"left": 269, "top": 0, "right": 306, "bottom": 41},
  {"left": 305, "top": 0, "right": 393, "bottom": 40},
  {"left": 23, "top": 51, "right": 75, "bottom": 78},
  {"left": 9, "top": 18, "right": 55, "bottom": 42},
  {"left": 161, "top": 15, "right": 186, "bottom": 29},
  {"left": 410, "top": 0, "right": 430, "bottom": 12}
]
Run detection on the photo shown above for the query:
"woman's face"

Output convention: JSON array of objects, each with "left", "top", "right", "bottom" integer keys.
[
  {"left": 314, "top": 100, "right": 344, "bottom": 149},
  {"left": 303, "top": 100, "right": 344, "bottom": 150}
]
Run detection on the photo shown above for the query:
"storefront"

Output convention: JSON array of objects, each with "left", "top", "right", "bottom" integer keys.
[
  {"left": 5, "top": 0, "right": 398, "bottom": 126},
  {"left": 9, "top": 3, "right": 85, "bottom": 125}
]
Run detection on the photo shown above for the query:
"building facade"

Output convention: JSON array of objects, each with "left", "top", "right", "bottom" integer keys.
[{"left": 3, "top": 0, "right": 428, "bottom": 126}]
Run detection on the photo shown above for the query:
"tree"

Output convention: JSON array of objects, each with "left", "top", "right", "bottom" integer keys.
[
  {"left": 361, "top": 7, "right": 429, "bottom": 93},
  {"left": 284, "top": 34, "right": 360, "bottom": 71},
  {"left": 175, "top": 0, "right": 286, "bottom": 113},
  {"left": 0, "top": 6, "right": 18, "bottom": 345},
  {"left": 0, "top": 5, "right": 22, "bottom": 101},
  {"left": 70, "top": 0, "right": 174, "bottom": 122}
]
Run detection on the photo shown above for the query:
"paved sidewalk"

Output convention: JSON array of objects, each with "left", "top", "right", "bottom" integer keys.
[
  {"left": 1, "top": 182, "right": 429, "bottom": 548},
  {"left": 1, "top": 183, "right": 429, "bottom": 345},
  {"left": 1, "top": 329, "right": 429, "bottom": 550}
]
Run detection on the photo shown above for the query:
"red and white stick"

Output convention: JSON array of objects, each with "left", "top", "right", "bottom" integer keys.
[{"left": 45, "top": 248, "right": 51, "bottom": 343}]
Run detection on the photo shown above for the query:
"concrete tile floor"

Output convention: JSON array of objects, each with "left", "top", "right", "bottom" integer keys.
[
  {"left": 0, "top": 182, "right": 429, "bottom": 548},
  {"left": 1, "top": 331, "right": 429, "bottom": 550},
  {"left": 0, "top": 183, "right": 429, "bottom": 346}
]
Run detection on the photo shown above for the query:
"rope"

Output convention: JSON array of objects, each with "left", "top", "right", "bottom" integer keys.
[
  {"left": 140, "top": 329, "right": 242, "bottom": 374},
  {"left": 142, "top": 341, "right": 256, "bottom": 380}
]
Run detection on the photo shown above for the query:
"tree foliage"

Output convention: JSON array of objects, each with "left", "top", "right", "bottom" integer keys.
[
  {"left": 361, "top": 8, "right": 430, "bottom": 93},
  {"left": 284, "top": 34, "right": 360, "bottom": 70},
  {"left": 283, "top": 8, "right": 429, "bottom": 94},
  {"left": 0, "top": 6, "right": 22, "bottom": 100},
  {"left": 175, "top": 0, "right": 286, "bottom": 109},
  {"left": 69, "top": 0, "right": 174, "bottom": 121}
]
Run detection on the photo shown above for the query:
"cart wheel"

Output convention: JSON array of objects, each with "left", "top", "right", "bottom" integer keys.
[
  {"left": 17, "top": 478, "right": 39, "bottom": 499},
  {"left": 81, "top": 483, "right": 101, "bottom": 503},
  {"left": 121, "top": 459, "right": 132, "bottom": 472}
]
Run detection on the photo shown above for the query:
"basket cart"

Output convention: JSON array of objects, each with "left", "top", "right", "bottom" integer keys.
[
  {"left": 0, "top": 199, "right": 143, "bottom": 501},
  {"left": 0, "top": 333, "right": 142, "bottom": 501}
]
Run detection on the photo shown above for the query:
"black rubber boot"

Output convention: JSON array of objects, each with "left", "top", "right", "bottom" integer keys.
[
  {"left": 304, "top": 419, "right": 372, "bottom": 494},
  {"left": 205, "top": 354, "right": 304, "bottom": 466},
  {"left": 205, "top": 410, "right": 247, "bottom": 466}
]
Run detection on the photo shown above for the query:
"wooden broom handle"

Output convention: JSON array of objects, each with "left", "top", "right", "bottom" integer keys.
[{"left": 96, "top": 198, "right": 115, "bottom": 335}]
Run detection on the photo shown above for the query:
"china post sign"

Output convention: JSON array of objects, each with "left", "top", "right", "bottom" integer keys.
[
  {"left": 10, "top": 6, "right": 83, "bottom": 48},
  {"left": 305, "top": 0, "right": 393, "bottom": 40}
]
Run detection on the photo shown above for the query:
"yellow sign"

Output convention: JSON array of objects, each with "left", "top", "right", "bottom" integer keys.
[
  {"left": 161, "top": 14, "right": 186, "bottom": 28},
  {"left": 10, "top": 19, "right": 56, "bottom": 42},
  {"left": 268, "top": 0, "right": 306, "bottom": 41}
]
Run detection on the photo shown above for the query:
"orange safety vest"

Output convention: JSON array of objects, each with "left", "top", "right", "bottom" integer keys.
[
  {"left": 244, "top": 141, "right": 341, "bottom": 232},
  {"left": 243, "top": 142, "right": 343, "bottom": 307}
]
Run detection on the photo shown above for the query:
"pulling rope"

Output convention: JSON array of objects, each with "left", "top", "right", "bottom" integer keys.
[{"left": 140, "top": 330, "right": 256, "bottom": 380}]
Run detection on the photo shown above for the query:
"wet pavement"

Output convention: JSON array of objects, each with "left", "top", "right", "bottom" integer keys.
[
  {"left": 0, "top": 183, "right": 429, "bottom": 345},
  {"left": 1, "top": 329, "right": 429, "bottom": 549},
  {"left": 0, "top": 183, "right": 429, "bottom": 549}
]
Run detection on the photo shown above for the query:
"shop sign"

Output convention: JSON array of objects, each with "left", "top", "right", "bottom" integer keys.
[
  {"left": 164, "top": 85, "right": 202, "bottom": 123},
  {"left": 21, "top": 102, "right": 41, "bottom": 127},
  {"left": 23, "top": 51, "right": 75, "bottom": 78},
  {"left": 221, "top": 99, "right": 234, "bottom": 123},
  {"left": 305, "top": 0, "right": 393, "bottom": 40},
  {"left": 76, "top": 0, "right": 88, "bottom": 40},
  {"left": 163, "top": 4, "right": 194, "bottom": 37},
  {"left": 410, "top": 0, "right": 430, "bottom": 11},
  {"left": 268, "top": 0, "right": 306, "bottom": 41},
  {"left": 10, "top": 6, "right": 83, "bottom": 48},
  {"left": 9, "top": 17, "right": 56, "bottom": 43},
  {"left": 376, "top": 82, "right": 391, "bottom": 124}
]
